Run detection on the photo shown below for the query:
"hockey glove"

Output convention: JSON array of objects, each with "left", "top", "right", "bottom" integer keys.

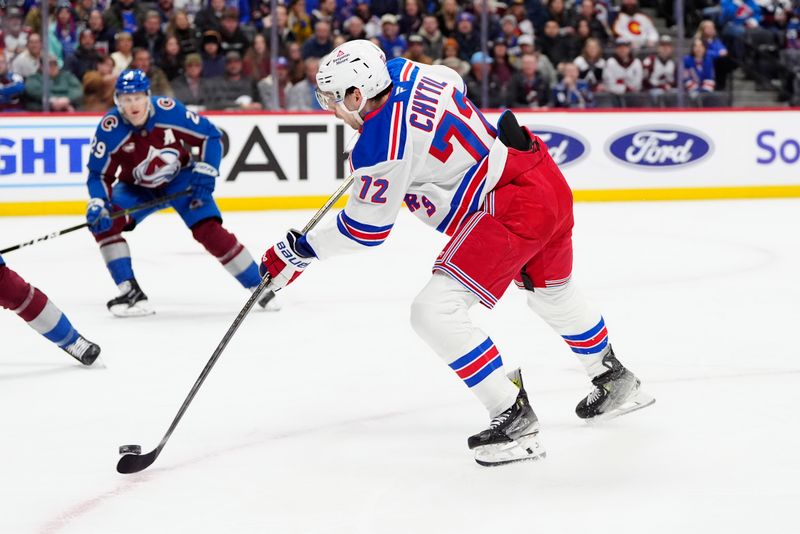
[
  {"left": 86, "top": 198, "right": 112, "bottom": 234},
  {"left": 259, "top": 230, "right": 315, "bottom": 291},
  {"left": 190, "top": 162, "right": 218, "bottom": 201}
]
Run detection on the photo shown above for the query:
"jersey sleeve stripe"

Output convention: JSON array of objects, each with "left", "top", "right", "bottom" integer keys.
[{"left": 336, "top": 211, "right": 393, "bottom": 246}]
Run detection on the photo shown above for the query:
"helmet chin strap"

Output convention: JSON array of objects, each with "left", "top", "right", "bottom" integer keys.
[{"left": 336, "top": 94, "right": 367, "bottom": 128}]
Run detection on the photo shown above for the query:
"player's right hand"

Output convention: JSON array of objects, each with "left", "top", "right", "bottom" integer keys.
[
  {"left": 259, "top": 230, "right": 315, "bottom": 291},
  {"left": 86, "top": 198, "right": 112, "bottom": 234}
]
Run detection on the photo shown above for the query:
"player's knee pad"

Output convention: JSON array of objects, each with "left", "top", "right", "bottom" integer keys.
[
  {"left": 190, "top": 218, "right": 236, "bottom": 258},
  {"left": 0, "top": 265, "right": 32, "bottom": 311},
  {"left": 410, "top": 273, "right": 478, "bottom": 346},
  {"left": 525, "top": 280, "right": 598, "bottom": 332}
]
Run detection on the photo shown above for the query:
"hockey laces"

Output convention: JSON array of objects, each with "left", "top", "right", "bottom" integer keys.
[
  {"left": 66, "top": 337, "right": 91, "bottom": 358},
  {"left": 489, "top": 408, "right": 513, "bottom": 430},
  {"left": 587, "top": 386, "right": 604, "bottom": 405}
]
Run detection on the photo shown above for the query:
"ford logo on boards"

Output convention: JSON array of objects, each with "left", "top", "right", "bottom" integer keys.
[
  {"left": 528, "top": 127, "right": 588, "bottom": 166},
  {"left": 606, "top": 127, "right": 712, "bottom": 168}
]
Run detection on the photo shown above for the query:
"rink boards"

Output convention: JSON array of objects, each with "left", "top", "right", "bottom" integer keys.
[{"left": 1, "top": 108, "right": 799, "bottom": 215}]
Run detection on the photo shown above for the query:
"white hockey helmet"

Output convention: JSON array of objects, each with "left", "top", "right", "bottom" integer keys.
[{"left": 315, "top": 40, "right": 390, "bottom": 114}]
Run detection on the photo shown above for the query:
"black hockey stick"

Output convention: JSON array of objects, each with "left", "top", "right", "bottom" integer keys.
[
  {"left": 0, "top": 189, "right": 192, "bottom": 255},
  {"left": 116, "top": 174, "right": 355, "bottom": 474}
]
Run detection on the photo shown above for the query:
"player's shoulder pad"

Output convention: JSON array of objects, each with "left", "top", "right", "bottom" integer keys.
[
  {"left": 386, "top": 57, "right": 410, "bottom": 83},
  {"left": 94, "top": 108, "right": 129, "bottom": 147},
  {"left": 151, "top": 95, "right": 185, "bottom": 119}
]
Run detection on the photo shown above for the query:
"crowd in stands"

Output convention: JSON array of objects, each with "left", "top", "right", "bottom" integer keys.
[{"left": 2, "top": 0, "right": 799, "bottom": 113}]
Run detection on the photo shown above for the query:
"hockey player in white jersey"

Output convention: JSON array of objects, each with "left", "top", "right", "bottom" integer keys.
[{"left": 260, "top": 40, "right": 654, "bottom": 466}]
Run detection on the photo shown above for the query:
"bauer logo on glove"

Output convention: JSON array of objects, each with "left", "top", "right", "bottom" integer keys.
[{"left": 260, "top": 230, "right": 315, "bottom": 291}]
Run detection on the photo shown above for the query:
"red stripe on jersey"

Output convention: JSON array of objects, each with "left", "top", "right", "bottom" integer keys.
[{"left": 445, "top": 157, "right": 489, "bottom": 235}]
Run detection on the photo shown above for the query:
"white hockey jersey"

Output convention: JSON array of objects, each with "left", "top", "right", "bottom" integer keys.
[{"left": 306, "top": 58, "right": 508, "bottom": 260}]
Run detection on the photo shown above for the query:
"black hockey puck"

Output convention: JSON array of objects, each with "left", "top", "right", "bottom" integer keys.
[{"left": 119, "top": 444, "right": 142, "bottom": 455}]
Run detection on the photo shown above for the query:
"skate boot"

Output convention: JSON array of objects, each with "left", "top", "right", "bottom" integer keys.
[
  {"left": 468, "top": 369, "right": 546, "bottom": 466},
  {"left": 63, "top": 335, "right": 101, "bottom": 366},
  {"left": 576, "top": 346, "right": 655, "bottom": 422},
  {"left": 254, "top": 286, "right": 281, "bottom": 311},
  {"left": 107, "top": 278, "right": 154, "bottom": 317}
]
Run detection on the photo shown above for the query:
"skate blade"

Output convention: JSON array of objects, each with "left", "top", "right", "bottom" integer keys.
[
  {"left": 586, "top": 390, "right": 656, "bottom": 424},
  {"left": 109, "top": 301, "right": 155, "bottom": 318},
  {"left": 474, "top": 432, "right": 546, "bottom": 467}
]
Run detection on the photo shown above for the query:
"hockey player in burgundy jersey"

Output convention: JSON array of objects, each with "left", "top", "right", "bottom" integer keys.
[
  {"left": 260, "top": 41, "right": 654, "bottom": 465},
  {"left": 0, "top": 255, "right": 100, "bottom": 365},
  {"left": 85, "top": 69, "right": 277, "bottom": 317}
]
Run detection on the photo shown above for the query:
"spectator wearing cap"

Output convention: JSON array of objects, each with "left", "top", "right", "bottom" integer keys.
[
  {"left": 133, "top": 10, "right": 166, "bottom": 62},
  {"left": 264, "top": 4, "right": 295, "bottom": 57},
  {"left": 465, "top": 51, "right": 505, "bottom": 108},
  {"left": 538, "top": 20, "right": 580, "bottom": 69},
  {"left": 0, "top": 53, "right": 25, "bottom": 112},
  {"left": 159, "top": 35, "right": 185, "bottom": 81},
  {"left": 88, "top": 9, "right": 116, "bottom": 57},
  {"left": 613, "top": 0, "right": 659, "bottom": 50},
  {"left": 289, "top": 0, "right": 314, "bottom": 45},
  {"left": 171, "top": 53, "right": 210, "bottom": 109},
  {"left": 399, "top": 0, "right": 425, "bottom": 37},
  {"left": 433, "top": 37, "right": 470, "bottom": 77},
  {"left": 603, "top": 37, "right": 643, "bottom": 95},
  {"left": 403, "top": 35, "right": 433, "bottom": 64},
  {"left": 552, "top": 62, "right": 593, "bottom": 108},
  {"left": 287, "top": 56, "right": 323, "bottom": 110},
  {"left": 576, "top": 0, "right": 610, "bottom": 45},
  {"left": 344, "top": 16, "right": 369, "bottom": 42},
  {"left": 131, "top": 47, "right": 174, "bottom": 96},
  {"left": 201, "top": 30, "right": 225, "bottom": 78},
  {"left": 508, "top": 0, "right": 535, "bottom": 37},
  {"left": 455, "top": 12, "right": 481, "bottom": 62},
  {"left": 195, "top": 0, "right": 227, "bottom": 35},
  {"left": 82, "top": 54, "right": 116, "bottom": 112},
  {"left": 206, "top": 50, "right": 261, "bottom": 110},
  {"left": 418, "top": 15, "right": 444, "bottom": 60},
  {"left": 54, "top": 2, "right": 78, "bottom": 61},
  {"left": 243, "top": 34, "right": 271, "bottom": 81},
  {"left": 642, "top": 35, "right": 676, "bottom": 95},
  {"left": 11, "top": 33, "right": 43, "bottom": 79},
  {"left": 514, "top": 33, "right": 557, "bottom": 86},
  {"left": 573, "top": 37, "right": 606, "bottom": 91},
  {"left": 257, "top": 56, "right": 293, "bottom": 110},
  {"left": 220, "top": 7, "right": 250, "bottom": 56},
  {"left": 437, "top": 0, "right": 461, "bottom": 38},
  {"left": 302, "top": 20, "right": 334, "bottom": 59},
  {"left": 24, "top": 56, "right": 82, "bottom": 111},
  {"left": 104, "top": 0, "right": 147, "bottom": 34},
  {"left": 3, "top": 7, "right": 27, "bottom": 62},
  {"left": 377, "top": 14, "right": 408, "bottom": 59},
  {"left": 69, "top": 29, "right": 101, "bottom": 81},
  {"left": 111, "top": 31, "right": 134, "bottom": 76},
  {"left": 167, "top": 10, "right": 201, "bottom": 57},
  {"left": 499, "top": 15, "right": 521, "bottom": 53},
  {"left": 507, "top": 52, "right": 550, "bottom": 108}
]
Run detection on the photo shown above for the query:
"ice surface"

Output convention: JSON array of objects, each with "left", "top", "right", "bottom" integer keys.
[{"left": 1, "top": 200, "right": 798, "bottom": 534}]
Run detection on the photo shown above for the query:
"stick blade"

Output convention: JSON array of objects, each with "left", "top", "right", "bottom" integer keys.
[{"left": 116, "top": 448, "right": 159, "bottom": 474}]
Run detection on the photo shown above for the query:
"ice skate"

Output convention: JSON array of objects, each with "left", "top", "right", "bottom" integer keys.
[
  {"left": 576, "top": 346, "right": 655, "bottom": 422},
  {"left": 63, "top": 335, "right": 101, "bottom": 366},
  {"left": 107, "top": 279, "right": 154, "bottom": 317},
  {"left": 468, "top": 369, "right": 546, "bottom": 466},
  {"left": 254, "top": 286, "right": 281, "bottom": 311}
]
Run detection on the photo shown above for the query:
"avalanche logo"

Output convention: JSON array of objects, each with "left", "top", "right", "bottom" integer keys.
[
  {"left": 157, "top": 97, "right": 175, "bottom": 110},
  {"left": 628, "top": 20, "right": 642, "bottom": 35},
  {"left": 101, "top": 115, "right": 118, "bottom": 132},
  {"left": 529, "top": 127, "right": 588, "bottom": 166},
  {"left": 607, "top": 127, "right": 712, "bottom": 168},
  {"left": 132, "top": 147, "right": 182, "bottom": 187}
]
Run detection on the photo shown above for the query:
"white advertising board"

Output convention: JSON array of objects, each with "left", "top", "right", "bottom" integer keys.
[{"left": 1, "top": 109, "right": 799, "bottom": 214}]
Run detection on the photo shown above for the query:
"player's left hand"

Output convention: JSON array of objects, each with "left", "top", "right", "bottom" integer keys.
[
  {"left": 86, "top": 198, "right": 112, "bottom": 234},
  {"left": 259, "top": 230, "right": 315, "bottom": 291},
  {"left": 190, "top": 162, "right": 218, "bottom": 201}
]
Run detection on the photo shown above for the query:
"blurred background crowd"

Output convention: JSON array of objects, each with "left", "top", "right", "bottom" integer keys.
[{"left": 1, "top": 0, "right": 799, "bottom": 113}]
